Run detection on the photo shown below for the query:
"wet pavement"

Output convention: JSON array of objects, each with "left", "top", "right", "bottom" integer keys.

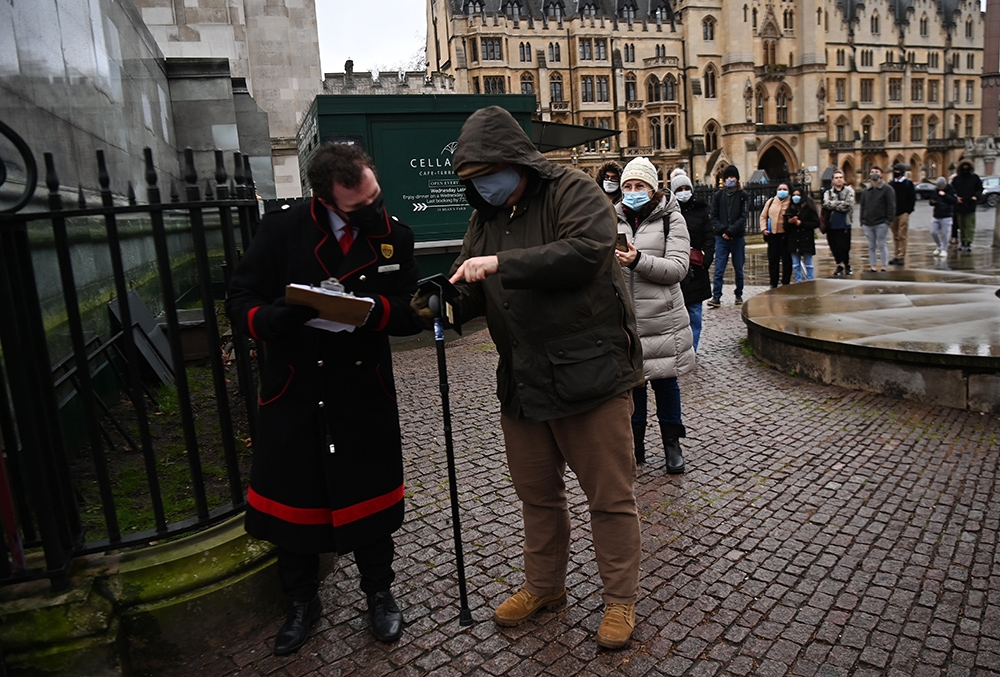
[{"left": 176, "top": 204, "right": 999, "bottom": 676}]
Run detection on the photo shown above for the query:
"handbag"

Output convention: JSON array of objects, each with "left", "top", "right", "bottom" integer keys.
[
  {"left": 819, "top": 207, "right": 832, "bottom": 234},
  {"left": 689, "top": 247, "right": 704, "bottom": 268}
]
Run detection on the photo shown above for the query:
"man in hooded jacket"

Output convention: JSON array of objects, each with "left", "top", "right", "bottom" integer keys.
[
  {"left": 951, "top": 160, "right": 983, "bottom": 252},
  {"left": 414, "top": 106, "right": 644, "bottom": 650}
]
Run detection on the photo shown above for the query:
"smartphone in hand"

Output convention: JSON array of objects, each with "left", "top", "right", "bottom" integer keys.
[{"left": 616, "top": 232, "right": 629, "bottom": 252}]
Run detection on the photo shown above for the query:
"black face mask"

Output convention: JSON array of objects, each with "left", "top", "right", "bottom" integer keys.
[{"left": 345, "top": 194, "right": 385, "bottom": 231}]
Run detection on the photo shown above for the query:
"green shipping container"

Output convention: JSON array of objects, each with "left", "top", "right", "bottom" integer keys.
[{"left": 296, "top": 94, "right": 537, "bottom": 274}]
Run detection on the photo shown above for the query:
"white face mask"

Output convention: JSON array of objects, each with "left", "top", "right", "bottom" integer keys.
[
  {"left": 675, "top": 190, "right": 692, "bottom": 202},
  {"left": 603, "top": 180, "right": 620, "bottom": 193}
]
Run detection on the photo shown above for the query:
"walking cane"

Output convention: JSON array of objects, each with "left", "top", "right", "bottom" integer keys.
[{"left": 417, "top": 274, "right": 473, "bottom": 626}]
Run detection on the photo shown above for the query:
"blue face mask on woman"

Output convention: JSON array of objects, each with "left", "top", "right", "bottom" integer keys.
[
  {"left": 776, "top": 189, "right": 789, "bottom": 200},
  {"left": 622, "top": 191, "right": 651, "bottom": 210},
  {"left": 470, "top": 166, "right": 522, "bottom": 206},
  {"left": 792, "top": 195, "right": 802, "bottom": 204}
]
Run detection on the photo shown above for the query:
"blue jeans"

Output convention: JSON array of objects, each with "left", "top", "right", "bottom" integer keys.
[
  {"left": 631, "top": 377, "right": 685, "bottom": 437},
  {"left": 712, "top": 235, "right": 745, "bottom": 301},
  {"left": 687, "top": 303, "right": 703, "bottom": 351},
  {"left": 790, "top": 253, "right": 814, "bottom": 282}
]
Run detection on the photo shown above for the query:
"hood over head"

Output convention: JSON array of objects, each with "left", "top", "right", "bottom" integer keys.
[{"left": 454, "top": 106, "right": 565, "bottom": 181}]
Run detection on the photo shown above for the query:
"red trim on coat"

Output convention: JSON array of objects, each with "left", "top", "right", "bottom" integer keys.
[
  {"left": 247, "top": 306, "right": 262, "bottom": 341},
  {"left": 331, "top": 483, "right": 404, "bottom": 527},
  {"left": 373, "top": 295, "right": 390, "bottom": 331},
  {"left": 310, "top": 197, "right": 333, "bottom": 278},
  {"left": 258, "top": 365, "right": 295, "bottom": 406},
  {"left": 247, "top": 486, "right": 331, "bottom": 525}
]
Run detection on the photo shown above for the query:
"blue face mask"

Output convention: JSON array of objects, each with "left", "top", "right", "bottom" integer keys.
[
  {"left": 725, "top": 178, "right": 737, "bottom": 188},
  {"left": 622, "top": 191, "right": 651, "bottom": 210},
  {"left": 792, "top": 195, "right": 802, "bottom": 204},
  {"left": 777, "top": 190, "right": 789, "bottom": 200},
  {"left": 470, "top": 166, "right": 522, "bottom": 206}
]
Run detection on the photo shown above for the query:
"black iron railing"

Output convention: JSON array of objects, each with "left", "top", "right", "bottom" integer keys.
[{"left": 0, "top": 122, "right": 260, "bottom": 590}]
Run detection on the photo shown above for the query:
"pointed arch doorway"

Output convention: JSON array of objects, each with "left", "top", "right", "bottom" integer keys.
[{"left": 758, "top": 144, "right": 794, "bottom": 183}]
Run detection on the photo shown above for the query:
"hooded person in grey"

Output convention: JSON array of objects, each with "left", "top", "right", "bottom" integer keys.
[{"left": 412, "top": 105, "right": 644, "bottom": 650}]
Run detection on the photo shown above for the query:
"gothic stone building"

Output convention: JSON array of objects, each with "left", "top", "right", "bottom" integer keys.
[{"left": 427, "top": 0, "right": 985, "bottom": 187}]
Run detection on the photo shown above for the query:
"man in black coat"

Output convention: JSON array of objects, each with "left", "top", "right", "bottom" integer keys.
[
  {"left": 227, "top": 143, "right": 423, "bottom": 654},
  {"left": 951, "top": 160, "right": 983, "bottom": 252},
  {"left": 888, "top": 163, "right": 916, "bottom": 265}
]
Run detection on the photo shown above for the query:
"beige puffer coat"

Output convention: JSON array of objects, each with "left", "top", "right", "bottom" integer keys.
[{"left": 616, "top": 193, "right": 696, "bottom": 381}]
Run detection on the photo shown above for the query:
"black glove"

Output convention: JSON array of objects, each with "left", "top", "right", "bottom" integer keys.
[
  {"left": 409, "top": 289, "right": 436, "bottom": 331},
  {"left": 253, "top": 297, "right": 318, "bottom": 341}
]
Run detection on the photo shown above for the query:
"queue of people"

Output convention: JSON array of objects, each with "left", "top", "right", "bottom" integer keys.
[{"left": 229, "top": 107, "right": 989, "bottom": 658}]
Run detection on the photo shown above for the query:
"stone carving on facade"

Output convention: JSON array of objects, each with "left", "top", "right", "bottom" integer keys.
[
  {"left": 744, "top": 79, "right": 753, "bottom": 123},
  {"left": 817, "top": 80, "right": 827, "bottom": 122}
]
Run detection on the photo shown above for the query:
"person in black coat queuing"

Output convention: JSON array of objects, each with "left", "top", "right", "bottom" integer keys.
[
  {"left": 670, "top": 171, "right": 713, "bottom": 351},
  {"left": 226, "top": 143, "right": 424, "bottom": 655},
  {"left": 597, "top": 160, "right": 623, "bottom": 204},
  {"left": 784, "top": 187, "right": 820, "bottom": 282},
  {"left": 929, "top": 177, "right": 958, "bottom": 256},
  {"left": 888, "top": 163, "right": 916, "bottom": 265},
  {"left": 951, "top": 160, "right": 983, "bottom": 252}
]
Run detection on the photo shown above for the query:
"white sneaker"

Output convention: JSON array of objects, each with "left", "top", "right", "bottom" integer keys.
[{"left": 932, "top": 248, "right": 940, "bottom": 256}]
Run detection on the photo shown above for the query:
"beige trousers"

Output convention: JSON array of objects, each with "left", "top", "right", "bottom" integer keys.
[
  {"left": 890, "top": 212, "right": 909, "bottom": 258},
  {"left": 500, "top": 391, "right": 641, "bottom": 605}
]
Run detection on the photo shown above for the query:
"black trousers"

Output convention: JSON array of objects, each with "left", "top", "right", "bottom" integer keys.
[
  {"left": 826, "top": 228, "right": 852, "bottom": 267},
  {"left": 278, "top": 536, "right": 395, "bottom": 603},
  {"left": 766, "top": 233, "right": 792, "bottom": 287}
]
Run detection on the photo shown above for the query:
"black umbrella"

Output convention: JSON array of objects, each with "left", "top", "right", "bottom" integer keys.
[{"left": 416, "top": 274, "right": 473, "bottom": 626}]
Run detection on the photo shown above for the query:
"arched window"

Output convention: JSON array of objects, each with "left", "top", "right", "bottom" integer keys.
[
  {"left": 625, "top": 73, "right": 637, "bottom": 101},
  {"left": 520, "top": 73, "right": 534, "bottom": 94},
  {"left": 752, "top": 7, "right": 758, "bottom": 28},
  {"left": 627, "top": 119, "right": 639, "bottom": 147},
  {"left": 647, "top": 75, "right": 661, "bottom": 102},
  {"left": 665, "top": 117, "right": 677, "bottom": 149},
  {"left": 519, "top": 42, "right": 532, "bottom": 62},
  {"left": 650, "top": 117, "right": 662, "bottom": 149},
  {"left": 966, "top": 18, "right": 974, "bottom": 38},
  {"left": 744, "top": 4, "right": 748, "bottom": 22},
  {"left": 862, "top": 115, "right": 873, "bottom": 142},
  {"left": 702, "top": 16, "right": 715, "bottom": 41},
  {"left": 783, "top": 10, "right": 794, "bottom": 30},
  {"left": 549, "top": 72, "right": 563, "bottom": 102},
  {"left": 704, "top": 122, "right": 719, "bottom": 152},
  {"left": 817, "top": 8, "right": 822, "bottom": 25},
  {"left": 871, "top": 12, "right": 879, "bottom": 34},
  {"left": 835, "top": 116, "right": 849, "bottom": 142},
  {"left": 755, "top": 86, "right": 766, "bottom": 123},
  {"left": 919, "top": 15, "right": 928, "bottom": 36},
  {"left": 775, "top": 86, "right": 790, "bottom": 124},
  {"left": 763, "top": 40, "right": 777, "bottom": 65},
  {"left": 704, "top": 65, "right": 717, "bottom": 99},
  {"left": 663, "top": 74, "right": 676, "bottom": 101}
]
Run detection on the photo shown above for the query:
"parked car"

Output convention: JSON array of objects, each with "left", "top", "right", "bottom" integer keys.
[
  {"left": 980, "top": 176, "right": 999, "bottom": 208},
  {"left": 914, "top": 181, "right": 937, "bottom": 200}
]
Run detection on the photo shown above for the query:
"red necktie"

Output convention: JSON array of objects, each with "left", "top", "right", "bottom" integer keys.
[{"left": 339, "top": 225, "right": 354, "bottom": 255}]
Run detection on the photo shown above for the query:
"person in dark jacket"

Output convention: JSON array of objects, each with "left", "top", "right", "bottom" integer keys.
[
  {"left": 858, "top": 166, "right": 896, "bottom": 271},
  {"left": 671, "top": 171, "right": 714, "bottom": 350},
  {"left": 888, "top": 163, "right": 916, "bottom": 265},
  {"left": 822, "top": 170, "right": 855, "bottom": 277},
  {"left": 420, "top": 106, "right": 644, "bottom": 650},
  {"left": 226, "top": 143, "right": 423, "bottom": 654},
  {"left": 708, "top": 165, "right": 748, "bottom": 307},
  {"left": 929, "top": 176, "right": 958, "bottom": 256},
  {"left": 596, "top": 160, "right": 623, "bottom": 204},
  {"left": 951, "top": 160, "right": 983, "bottom": 252},
  {"left": 784, "top": 187, "right": 820, "bottom": 282}
]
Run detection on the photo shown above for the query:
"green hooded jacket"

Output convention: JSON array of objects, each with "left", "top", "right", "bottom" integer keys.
[{"left": 449, "top": 106, "right": 643, "bottom": 422}]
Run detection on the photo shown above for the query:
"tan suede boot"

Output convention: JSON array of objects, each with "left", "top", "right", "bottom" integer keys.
[
  {"left": 492, "top": 587, "right": 567, "bottom": 626},
  {"left": 596, "top": 603, "right": 636, "bottom": 649}
]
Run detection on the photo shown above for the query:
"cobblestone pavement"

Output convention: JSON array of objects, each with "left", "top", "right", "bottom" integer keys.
[{"left": 186, "top": 277, "right": 1000, "bottom": 677}]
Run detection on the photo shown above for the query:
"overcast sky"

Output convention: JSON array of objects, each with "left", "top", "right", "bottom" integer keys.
[
  {"left": 316, "top": 1, "right": 427, "bottom": 75},
  {"left": 315, "top": 0, "right": 989, "bottom": 75}
]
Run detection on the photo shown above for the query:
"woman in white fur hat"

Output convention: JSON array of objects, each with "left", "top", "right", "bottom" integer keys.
[{"left": 614, "top": 157, "right": 696, "bottom": 474}]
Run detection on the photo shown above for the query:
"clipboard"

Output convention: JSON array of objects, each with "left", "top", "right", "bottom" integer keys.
[{"left": 285, "top": 284, "right": 374, "bottom": 327}]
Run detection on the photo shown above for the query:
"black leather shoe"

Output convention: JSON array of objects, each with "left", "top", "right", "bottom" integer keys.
[
  {"left": 368, "top": 590, "right": 404, "bottom": 642},
  {"left": 664, "top": 438, "right": 685, "bottom": 474},
  {"left": 274, "top": 595, "right": 322, "bottom": 655}
]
